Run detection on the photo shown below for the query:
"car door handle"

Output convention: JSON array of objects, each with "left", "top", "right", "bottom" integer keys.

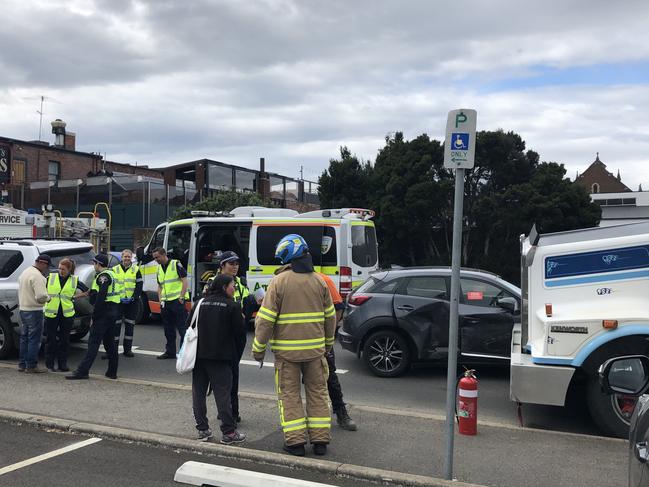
[
  {"left": 396, "top": 305, "right": 414, "bottom": 311},
  {"left": 635, "top": 442, "right": 649, "bottom": 463}
]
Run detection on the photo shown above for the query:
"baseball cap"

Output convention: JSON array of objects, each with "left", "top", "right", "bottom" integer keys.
[
  {"left": 92, "top": 254, "right": 109, "bottom": 267},
  {"left": 219, "top": 251, "right": 240, "bottom": 266},
  {"left": 35, "top": 254, "right": 51, "bottom": 265}
]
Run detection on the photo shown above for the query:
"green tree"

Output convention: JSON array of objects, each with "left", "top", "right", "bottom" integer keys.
[
  {"left": 170, "top": 191, "right": 268, "bottom": 221},
  {"left": 318, "top": 147, "right": 372, "bottom": 208}
]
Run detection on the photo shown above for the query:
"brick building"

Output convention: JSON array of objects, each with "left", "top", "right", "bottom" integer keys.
[{"left": 574, "top": 154, "right": 631, "bottom": 194}]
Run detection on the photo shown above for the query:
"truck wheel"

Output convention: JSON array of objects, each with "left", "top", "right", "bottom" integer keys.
[
  {"left": 586, "top": 375, "right": 635, "bottom": 438},
  {"left": 0, "top": 316, "right": 15, "bottom": 359},
  {"left": 362, "top": 330, "right": 411, "bottom": 377}
]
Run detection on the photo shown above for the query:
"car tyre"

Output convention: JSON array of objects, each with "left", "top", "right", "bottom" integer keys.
[
  {"left": 0, "top": 315, "right": 15, "bottom": 359},
  {"left": 362, "top": 330, "right": 411, "bottom": 378},
  {"left": 586, "top": 375, "right": 633, "bottom": 438}
]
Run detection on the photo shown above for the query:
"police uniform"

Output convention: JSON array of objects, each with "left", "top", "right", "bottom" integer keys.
[
  {"left": 44, "top": 271, "right": 88, "bottom": 371},
  {"left": 157, "top": 258, "right": 189, "bottom": 358},
  {"left": 66, "top": 255, "right": 123, "bottom": 380},
  {"left": 112, "top": 262, "right": 143, "bottom": 356}
]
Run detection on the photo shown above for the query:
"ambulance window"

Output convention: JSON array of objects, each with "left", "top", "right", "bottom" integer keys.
[
  {"left": 256, "top": 226, "right": 325, "bottom": 265},
  {"left": 150, "top": 226, "right": 166, "bottom": 250},
  {"left": 0, "top": 250, "right": 24, "bottom": 278},
  {"left": 168, "top": 226, "right": 191, "bottom": 267},
  {"left": 352, "top": 225, "right": 378, "bottom": 267},
  {"left": 321, "top": 226, "right": 337, "bottom": 266}
]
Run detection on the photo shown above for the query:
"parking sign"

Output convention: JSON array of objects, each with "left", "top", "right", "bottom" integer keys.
[{"left": 443, "top": 109, "right": 477, "bottom": 169}]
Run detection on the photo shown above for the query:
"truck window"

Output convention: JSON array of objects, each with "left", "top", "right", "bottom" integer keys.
[
  {"left": 460, "top": 278, "right": 515, "bottom": 308},
  {"left": 0, "top": 250, "right": 24, "bottom": 277},
  {"left": 168, "top": 226, "right": 191, "bottom": 267},
  {"left": 352, "top": 225, "right": 378, "bottom": 267},
  {"left": 256, "top": 226, "right": 326, "bottom": 265}
]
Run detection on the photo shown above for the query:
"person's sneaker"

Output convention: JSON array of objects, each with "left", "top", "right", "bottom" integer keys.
[
  {"left": 105, "top": 372, "right": 118, "bottom": 380},
  {"left": 157, "top": 352, "right": 175, "bottom": 360},
  {"left": 123, "top": 350, "right": 135, "bottom": 358},
  {"left": 197, "top": 429, "right": 213, "bottom": 442},
  {"left": 65, "top": 372, "right": 89, "bottom": 380},
  {"left": 313, "top": 443, "right": 327, "bottom": 456},
  {"left": 283, "top": 443, "right": 306, "bottom": 456},
  {"left": 335, "top": 406, "right": 358, "bottom": 431},
  {"left": 17, "top": 366, "right": 25, "bottom": 372},
  {"left": 221, "top": 431, "right": 246, "bottom": 444},
  {"left": 25, "top": 367, "right": 47, "bottom": 374}
]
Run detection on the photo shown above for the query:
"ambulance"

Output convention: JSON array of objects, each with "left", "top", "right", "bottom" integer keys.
[{"left": 135, "top": 206, "right": 379, "bottom": 317}]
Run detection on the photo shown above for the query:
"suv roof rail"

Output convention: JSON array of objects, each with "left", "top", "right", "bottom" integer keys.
[
  {"left": 0, "top": 240, "right": 34, "bottom": 246},
  {"left": 5, "top": 237, "right": 82, "bottom": 242},
  {"left": 386, "top": 265, "right": 501, "bottom": 278}
]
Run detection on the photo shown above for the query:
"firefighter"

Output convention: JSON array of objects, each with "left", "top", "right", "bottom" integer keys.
[
  {"left": 252, "top": 234, "right": 336, "bottom": 457},
  {"left": 152, "top": 247, "right": 189, "bottom": 359},
  {"left": 66, "top": 254, "right": 122, "bottom": 380},
  {"left": 111, "top": 249, "right": 142, "bottom": 357}
]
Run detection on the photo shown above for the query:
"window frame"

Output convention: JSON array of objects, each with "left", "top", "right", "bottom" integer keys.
[{"left": 0, "top": 249, "right": 25, "bottom": 278}]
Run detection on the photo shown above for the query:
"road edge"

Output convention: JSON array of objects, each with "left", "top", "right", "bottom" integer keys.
[{"left": 0, "top": 409, "right": 486, "bottom": 487}]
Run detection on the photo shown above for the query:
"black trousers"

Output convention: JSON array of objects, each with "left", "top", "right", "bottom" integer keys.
[
  {"left": 326, "top": 347, "right": 345, "bottom": 411},
  {"left": 45, "top": 314, "right": 73, "bottom": 369},
  {"left": 192, "top": 359, "right": 235, "bottom": 434},
  {"left": 231, "top": 334, "right": 247, "bottom": 417},
  {"left": 161, "top": 300, "right": 187, "bottom": 356},
  {"left": 114, "top": 301, "right": 138, "bottom": 352},
  {"left": 76, "top": 305, "right": 119, "bottom": 377}
]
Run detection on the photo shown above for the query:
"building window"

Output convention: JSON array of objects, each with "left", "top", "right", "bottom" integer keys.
[
  {"left": 48, "top": 161, "right": 60, "bottom": 181},
  {"left": 591, "top": 183, "right": 600, "bottom": 193}
]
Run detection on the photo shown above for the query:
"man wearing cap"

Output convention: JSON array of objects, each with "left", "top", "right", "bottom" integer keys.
[
  {"left": 17, "top": 254, "right": 51, "bottom": 373},
  {"left": 66, "top": 254, "right": 123, "bottom": 380},
  {"left": 152, "top": 247, "right": 189, "bottom": 360}
]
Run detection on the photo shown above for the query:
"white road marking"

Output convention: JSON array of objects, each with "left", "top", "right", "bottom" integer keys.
[
  {"left": 0, "top": 437, "right": 102, "bottom": 476},
  {"left": 70, "top": 344, "right": 349, "bottom": 373}
]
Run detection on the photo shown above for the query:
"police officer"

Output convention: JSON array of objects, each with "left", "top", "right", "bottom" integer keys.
[
  {"left": 66, "top": 254, "right": 122, "bottom": 380},
  {"left": 253, "top": 234, "right": 336, "bottom": 457},
  {"left": 152, "top": 247, "right": 189, "bottom": 359},
  {"left": 111, "top": 249, "right": 142, "bottom": 357}
]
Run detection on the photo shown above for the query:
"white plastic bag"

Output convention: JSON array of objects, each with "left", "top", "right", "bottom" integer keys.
[{"left": 176, "top": 299, "right": 203, "bottom": 374}]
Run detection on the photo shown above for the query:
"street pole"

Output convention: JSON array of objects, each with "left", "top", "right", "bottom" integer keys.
[{"left": 443, "top": 167, "right": 464, "bottom": 480}]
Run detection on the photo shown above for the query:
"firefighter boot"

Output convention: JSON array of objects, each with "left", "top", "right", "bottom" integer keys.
[{"left": 335, "top": 405, "right": 357, "bottom": 431}]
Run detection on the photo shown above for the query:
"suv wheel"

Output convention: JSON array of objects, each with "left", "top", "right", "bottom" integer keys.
[
  {"left": 0, "top": 316, "right": 14, "bottom": 359},
  {"left": 362, "top": 330, "right": 411, "bottom": 377}
]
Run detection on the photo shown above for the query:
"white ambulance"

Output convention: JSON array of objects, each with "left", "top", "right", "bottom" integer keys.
[{"left": 135, "top": 206, "right": 379, "bottom": 316}]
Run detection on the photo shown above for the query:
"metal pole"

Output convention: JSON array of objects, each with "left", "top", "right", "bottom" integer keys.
[{"left": 443, "top": 167, "right": 465, "bottom": 480}]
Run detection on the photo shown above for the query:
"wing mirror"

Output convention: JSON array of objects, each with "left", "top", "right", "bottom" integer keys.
[
  {"left": 497, "top": 297, "right": 519, "bottom": 314},
  {"left": 599, "top": 355, "right": 649, "bottom": 395}
]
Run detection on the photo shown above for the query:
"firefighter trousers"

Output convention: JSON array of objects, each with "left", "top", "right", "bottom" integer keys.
[{"left": 275, "top": 356, "right": 331, "bottom": 446}]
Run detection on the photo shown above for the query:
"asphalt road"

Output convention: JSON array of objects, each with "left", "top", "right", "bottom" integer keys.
[
  {"left": 59, "top": 320, "right": 601, "bottom": 436},
  {"left": 0, "top": 421, "right": 375, "bottom": 487}
]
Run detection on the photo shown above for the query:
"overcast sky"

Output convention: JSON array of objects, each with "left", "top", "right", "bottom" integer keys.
[{"left": 1, "top": 0, "right": 648, "bottom": 189}]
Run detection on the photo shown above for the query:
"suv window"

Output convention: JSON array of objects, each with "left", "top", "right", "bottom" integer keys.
[
  {"left": 460, "top": 277, "right": 515, "bottom": 307},
  {"left": 48, "top": 248, "right": 96, "bottom": 269},
  {"left": 404, "top": 276, "right": 448, "bottom": 299},
  {"left": 0, "top": 250, "right": 24, "bottom": 277},
  {"left": 355, "top": 276, "right": 401, "bottom": 294},
  {"left": 352, "top": 225, "right": 378, "bottom": 267},
  {"left": 256, "top": 225, "right": 327, "bottom": 265}
]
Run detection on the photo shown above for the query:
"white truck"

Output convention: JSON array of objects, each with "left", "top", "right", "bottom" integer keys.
[{"left": 510, "top": 222, "right": 649, "bottom": 437}]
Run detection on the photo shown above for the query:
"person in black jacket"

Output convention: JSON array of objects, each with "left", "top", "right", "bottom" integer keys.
[{"left": 190, "top": 274, "right": 247, "bottom": 444}]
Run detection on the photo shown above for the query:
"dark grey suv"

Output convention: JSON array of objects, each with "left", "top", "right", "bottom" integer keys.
[{"left": 338, "top": 267, "right": 521, "bottom": 377}]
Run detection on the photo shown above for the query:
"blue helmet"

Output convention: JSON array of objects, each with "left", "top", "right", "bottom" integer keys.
[{"left": 275, "top": 234, "right": 308, "bottom": 264}]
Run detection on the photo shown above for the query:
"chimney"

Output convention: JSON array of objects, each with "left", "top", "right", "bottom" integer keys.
[
  {"left": 51, "top": 119, "right": 66, "bottom": 147},
  {"left": 258, "top": 157, "right": 270, "bottom": 200},
  {"left": 64, "top": 132, "right": 76, "bottom": 151}
]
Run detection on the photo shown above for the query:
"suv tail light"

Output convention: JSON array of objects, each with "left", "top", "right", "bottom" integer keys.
[
  {"left": 348, "top": 294, "right": 371, "bottom": 306},
  {"left": 340, "top": 266, "right": 352, "bottom": 297}
]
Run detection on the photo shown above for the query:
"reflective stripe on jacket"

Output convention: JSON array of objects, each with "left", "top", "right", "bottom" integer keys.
[
  {"left": 112, "top": 264, "right": 139, "bottom": 298},
  {"left": 157, "top": 259, "right": 189, "bottom": 301},
  {"left": 91, "top": 269, "right": 121, "bottom": 304},
  {"left": 44, "top": 273, "right": 78, "bottom": 318}
]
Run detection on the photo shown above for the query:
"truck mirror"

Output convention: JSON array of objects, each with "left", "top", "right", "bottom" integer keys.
[
  {"left": 497, "top": 297, "right": 519, "bottom": 314},
  {"left": 599, "top": 355, "right": 649, "bottom": 396}
]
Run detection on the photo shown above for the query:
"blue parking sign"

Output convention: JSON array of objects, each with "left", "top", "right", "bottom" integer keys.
[{"left": 451, "top": 133, "right": 469, "bottom": 150}]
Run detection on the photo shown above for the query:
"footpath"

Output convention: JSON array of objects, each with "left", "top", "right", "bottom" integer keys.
[{"left": 0, "top": 363, "right": 626, "bottom": 487}]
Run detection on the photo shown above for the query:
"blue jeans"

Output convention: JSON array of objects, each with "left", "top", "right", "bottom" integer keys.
[{"left": 19, "top": 310, "right": 44, "bottom": 369}]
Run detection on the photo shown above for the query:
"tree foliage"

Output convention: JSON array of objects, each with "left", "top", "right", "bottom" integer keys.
[
  {"left": 318, "top": 130, "right": 601, "bottom": 284},
  {"left": 170, "top": 191, "right": 268, "bottom": 221}
]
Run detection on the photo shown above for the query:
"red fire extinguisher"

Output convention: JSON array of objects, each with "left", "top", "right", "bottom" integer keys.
[{"left": 457, "top": 369, "right": 478, "bottom": 435}]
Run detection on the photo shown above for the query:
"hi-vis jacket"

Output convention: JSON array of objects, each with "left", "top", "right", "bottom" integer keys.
[{"left": 253, "top": 265, "right": 336, "bottom": 362}]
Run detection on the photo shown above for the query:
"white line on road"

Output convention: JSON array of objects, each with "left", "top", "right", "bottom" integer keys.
[
  {"left": 0, "top": 437, "right": 102, "bottom": 476},
  {"left": 70, "top": 344, "right": 349, "bottom": 373}
]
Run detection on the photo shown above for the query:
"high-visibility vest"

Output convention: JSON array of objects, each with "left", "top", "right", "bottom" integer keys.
[
  {"left": 44, "top": 273, "right": 78, "bottom": 318},
  {"left": 206, "top": 274, "right": 250, "bottom": 305},
  {"left": 91, "top": 269, "right": 122, "bottom": 304},
  {"left": 157, "top": 259, "right": 189, "bottom": 301},
  {"left": 112, "top": 264, "right": 139, "bottom": 299}
]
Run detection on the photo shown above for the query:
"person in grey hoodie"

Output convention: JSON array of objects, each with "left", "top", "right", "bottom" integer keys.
[{"left": 18, "top": 254, "right": 51, "bottom": 373}]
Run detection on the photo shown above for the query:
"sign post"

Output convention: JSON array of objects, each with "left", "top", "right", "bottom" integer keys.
[{"left": 442, "top": 109, "right": 477, "bottom": 481}]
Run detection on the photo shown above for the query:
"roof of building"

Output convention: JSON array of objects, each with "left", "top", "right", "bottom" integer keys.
[{"left": 574, "top": 153, "right": 631, "bottom": 193}]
